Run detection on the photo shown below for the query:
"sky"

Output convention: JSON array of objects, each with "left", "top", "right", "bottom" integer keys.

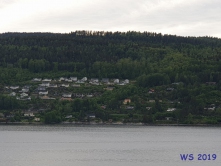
[{"left": 0, "top": 0, "right": 221, "bottom": 37}]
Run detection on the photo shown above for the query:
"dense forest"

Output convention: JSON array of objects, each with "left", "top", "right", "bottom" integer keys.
[{"left": 1, "top": 31, "right": 221, "bottom": 124}]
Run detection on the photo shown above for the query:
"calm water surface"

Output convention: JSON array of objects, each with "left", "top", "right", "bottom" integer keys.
[{"left": 0, "top": 125, "right": 220, "bottom": 166}]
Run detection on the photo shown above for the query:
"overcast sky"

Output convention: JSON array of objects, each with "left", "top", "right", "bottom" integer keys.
[{"left": 1, "top": 0, "right": 221, "bottom": 37}]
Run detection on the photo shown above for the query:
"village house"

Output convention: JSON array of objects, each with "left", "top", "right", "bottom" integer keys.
[
  {"left": 21, "top": 88, "right": 29, "bottom": 93},
  {"left": 105, "top": 87, "right": 114, "bottom": 91},
  {"left": 148, "top": 89, "right": 155, "bottom": 93},
  {"left": 102, "top": 78, "right": 109, "bottom": 83},
  {"left": 34, "top": 117, "right": 40, "bottom": 122},
  {"left": 42, "top": 78, "right": 52, "bottom": 82},
  {"left": 206, "top": 82, "right": 216, "bottom": 85},
  {"left": 6, "top": 114, "right": 14, "bottom": 118},
  {"left": 106, "top": 82, "right": 114, "bottom": 85},
  {"left": 123, "top": 99, "right": 131, "bottom": 104},
  {"left": 86, "top": 94, "right": 93, "bottom": 98},
  {"left": 166, "top": 88, "right": 174, "bottom": 91},
  {"left": 10, "top": 86, "right": 19, "bottom": 90},
  {"left": 62, "top": 93, "right": 72, "bottom": 98},
  {"left": 124, "top": 79, "right": 129, "bottom": 84},
  {"left": 59, "top": 77, "right": 66, "bottom": 81},
  {"left": 20, "top": 93, "right": 28, "bottom": 98},
  {"left": 40, "top": 82, "right": 50, "bottom": 87},
  {"left": 49, "top": 84, "right": 58, "bottom": 88},
  {"left": 204, "top": 104, "right": 216, "bottom": 111},
  {"left": 65, "top": 115, "right": 72, "bottom": 119},
  {"left": 76, "top": 80, "right": 85, "bottom": 84},
  {"left": 72, "top": 84, "right": 81, "bottom": 87},
  {"left": 70, "top": 77, "right": 77, "bottom": 82},
  {"left": 24, "top": 112, "right": 35, "bottom": 117},
  {"left": 32, "top": 78, "right": 42, "bottom": 82},
  {"left": 40, "top": 96, "right": 56, "bottom": 100},
  {"left": 118, "top": 82, "right": 126, "bottom": 86},
  {"left": 60, "top": 97, "right": 73, "bottom": 101},
  {"left": 65, "top": 78, "right": 72, "bottom": 82},
  {"left": 113, "top": 79, "right": 119, "bottom": 84},
  {"left": 165, "top": 117, "right": 173, "bottom": 121},
  {"left": 23, "top": 85, "right": 31, "bottom": 89},
  {"left": 17, "top": 96, "right": 31, "bottom": 100},
  {"left": 90, "top": 81, "right": 100, "bottom": 85},
  {"left": 207, "top": 107, "right": 216, "bottom": 111},
  {"left": 172, "top": 82, "right": 182, "bottom": 85},
  {"left": 87, "top": 114, "right": 96, "bottom": 119},
  {"left": 101, "top": 105, "right": 106, "bottom": 109},
  {"left": 61, "top": 84, "right": 69, "bottom": 88},
  {"left": 126, "top": 106, "right": 134, "bottom": 110},
  {"left": 73, "top": 93, "right": 85, "bottom": 98},
  {"left": 167, "top": 108, "right": 176, "bottom": 112},
  {"left": 39, "top": 91, "right": 48, "bottom": 95},
  {"left": 90, "top": 78, "right": 99, "bottom": 83},
  {"left": 9, "top": 92, "right": 16, "bottom": 96},
  {"left": 81, "top": 77, "right": 87, "bottom": 82},
  {"left": 37, "top": 86, "right": 46, "bottom": 91}
]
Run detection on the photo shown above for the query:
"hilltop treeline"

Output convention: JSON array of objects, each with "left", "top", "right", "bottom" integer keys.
[{"left": 1, "top": 31, "right": 221, "bottom": 84}]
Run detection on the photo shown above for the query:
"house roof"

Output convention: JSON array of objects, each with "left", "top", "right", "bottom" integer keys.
[
  {"left": 123, "top": 99, "right": 131, "bottom": 104},
  {"left": 60, "top": 97, "right": 73, "bottom": 101}
]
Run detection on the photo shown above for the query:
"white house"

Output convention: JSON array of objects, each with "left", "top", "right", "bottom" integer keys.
[
  {"left": 62, "top": 93, "right": 72, "bottom": 98},
  {"left": 49, "top": 84, "right": 58, "bottom": 88},
  {"left": 87, "top": 114, "right": 96, "bottom": 118},
  {"left": 65, "top": 78, "right": 72, "bottom": 82},
  {"left": 81, "top": 77, "right": 87, "bottom": 82},
  {"left": 42, "top": 78, "right": 52, "bottom": 82},
  {"left": 72, "top": 84, "right": 81, "bottom": 87},
  {"left": 21, "top": 88, "right": 29, "bottom": 93},
  {"left": 167, "top": 108, "right": 176, "bottom": 112},
  {"left": 70, "top": 77, "right": 77, "bottom": 81},
  {"left": 34, "top": 117, "right": 40, "bottom": 122},
  {"left": 37, "top": 86, "right": 46, "bottom": 91},
  {"left": 9, "top": 92, "right": 16, "bottom": 96},
  {"left": 10, "top": 86, "right": 19, "bottom": 90},
  {"left": 90, "top": 78, "right": 99, "bottom": 83},
  {"left": 32, "top": 78, "right": 42, "bottom": 82},
  {"left": 39, "top": 91, "right": 48, "bottom": 95},
  {"left": 24, "top": 112, "right": 35, "bottom": 117},
  {"left": 146, "top": 107, "right": 152, "bottom": 110},
  {"left": 59, "top": 77, "right": 65, "bottom": 81},
  {"left": 40, "top": 82, "right": 50, "bottom": 87},
  {"left": 76, "top": 80, "right": 85, "bottom": 84},
  {"left": 86, "top": 94, "right": 93, "bottom": 98},
  {"left": 118, "top": 82, "right": 125, "bottom": 86},
  {"left": 20, "top": 93, "right": 28, "bottom": 98},
  {"left": 65, "top": 115, "right": 72, "bottom": 119},
  {"left": 61, "top": 84, "right": 69, "bottom": 88},
  {"left": 114, "top": 79, "right": 119, "bottom": 84},
  {"left": 124, "top": 79, "right": 129, "bottom": 84},
  {"left": 126, "top": 106, "right": 134, "bottom": 110}
]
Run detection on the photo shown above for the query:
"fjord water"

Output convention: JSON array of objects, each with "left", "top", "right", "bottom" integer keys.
[{"left": 0, "top": 125, "right": 220, "bottom": 166}]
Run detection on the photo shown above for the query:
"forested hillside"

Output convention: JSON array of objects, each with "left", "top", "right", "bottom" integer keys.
[{"left": 1, "top": 31, "right": 221, "bottom": 124}]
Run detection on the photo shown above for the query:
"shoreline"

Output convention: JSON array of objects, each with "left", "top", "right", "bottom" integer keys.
[{"left": 0, "top": 122, "right": 221, "bottom": 127}]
